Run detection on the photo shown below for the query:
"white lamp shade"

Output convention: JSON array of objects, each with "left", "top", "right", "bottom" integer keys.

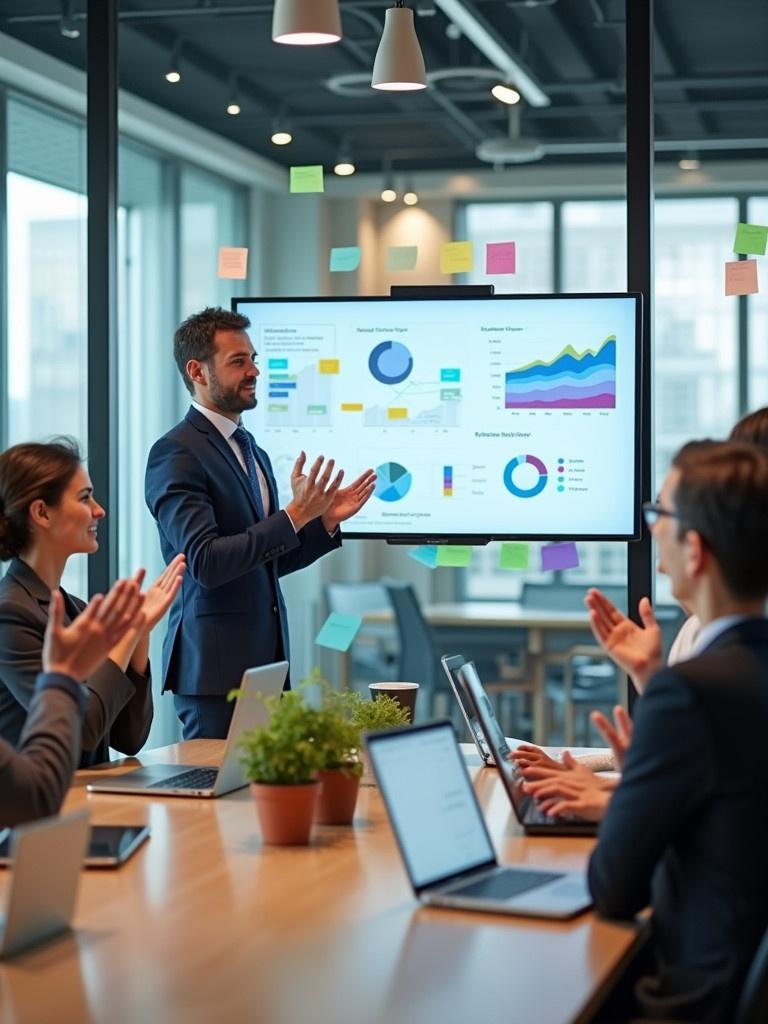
[
  {"left": 371, "top": 7, "right": 427, "bottom": 91},
  {"left": 272, "top": 0, "right": 342, "bottom": 45}
]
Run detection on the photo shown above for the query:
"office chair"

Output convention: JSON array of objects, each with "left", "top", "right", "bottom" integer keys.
[
  {"left": 735, "top": 924, "right": 768, "bottom": 1024},
  {"left": 381, "top": 581, "right": 445, "bottom": 722}
]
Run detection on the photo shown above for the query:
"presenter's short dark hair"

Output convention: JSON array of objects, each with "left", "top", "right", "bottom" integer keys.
[
  {"left": 672, "top": 440, "right": 768, "bottom": 600},
  {"left": 174, "top": 307, "right": 251, "bottom": 395}
]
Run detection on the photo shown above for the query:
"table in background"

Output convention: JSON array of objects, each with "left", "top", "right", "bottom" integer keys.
[{"left": 0, "top": 741, "right": 643, "bottom": 1024}]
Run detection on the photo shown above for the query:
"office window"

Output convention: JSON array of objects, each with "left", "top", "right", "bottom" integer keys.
[
  {"left": 562, "top": 201, "right": 627, "bottom": 291},
  {"left": 462, "top": 202, "right": 553, "bottom": 293},
  {"left": 748, "top": 197, "right": 768, "bottom": 409}
]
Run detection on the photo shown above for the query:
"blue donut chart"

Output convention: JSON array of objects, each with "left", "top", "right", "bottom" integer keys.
[
  {"left": 369, "top": 341, "right": 413, "bottom": 385},
  {"left": 503, "top": 454, "right": 548, "bottom": 498}
]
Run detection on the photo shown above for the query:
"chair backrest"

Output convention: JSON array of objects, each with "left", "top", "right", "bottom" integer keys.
[
  {"left": 381, "top": 581, "right": 441, "bottom": 699},
  {"left": 325, "top": 581, "right": 389, "bottom": 617},
  {"left": 735, "top": 924, "right": 768, "bottom": 1024},
  {"left": 521, "top": 582, "right": 627, "bottom": 613}
]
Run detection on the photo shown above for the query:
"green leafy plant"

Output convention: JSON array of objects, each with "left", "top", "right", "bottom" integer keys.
[
  {"left": 236, "top": 691, "right": 325, "bottom": 785},
  {"left": 349, "top": 691, "right": 411, "bottom": 732},
  {"left": 299, "top": 668, "right": 363, "bottom": 778}
]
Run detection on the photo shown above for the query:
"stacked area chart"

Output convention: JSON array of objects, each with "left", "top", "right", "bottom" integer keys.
[{"left": 505, "top": 336, "right": 616, "bottom": 409}]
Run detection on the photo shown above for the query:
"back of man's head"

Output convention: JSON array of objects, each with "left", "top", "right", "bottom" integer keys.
[
  {"left": 174, "top": 306, "right": 251, "bottom": 395},
  {"left": 673, "top": 440, "right": 768, "bottom": 601}
]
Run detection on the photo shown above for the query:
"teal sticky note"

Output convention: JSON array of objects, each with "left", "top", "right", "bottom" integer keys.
[
  {"left": 315, "top": 613, "right": 362, "bottom": 652},
  {"left": 329, "top": 246, "right": 362, "bottom": 272},
  {"left": 290, "top": 165, "right": 324, "bottom": 194},
  {"left": 436, "top": 545, "right": 473, "bottom": 568},
  {"left": 408, "top": 545, "right": 439, "bottom": 569},
  {"left": 386, "top": 245, "right": 418, "bottom": 272},
  {"left": 733, "top": 222, "right": 768, "bottom": 256},
  {"left": 499, "top": 542, "right": 529, "bottom": 570}
]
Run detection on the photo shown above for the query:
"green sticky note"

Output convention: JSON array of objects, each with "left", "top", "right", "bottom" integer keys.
[
  {"left": 386, "top": 245, "right": 418, "bottom": 272},
  {"left": 734, "top": 222, "right": 768, "bottom": 256},
  {"left": 499, "top": 542, "right": 529, "bottom": 570},
  {"left": 315, "top": 612, "right": 362, "bottom": 652},
  {"left": 290, "top": 165, "right": 324, "bottom": 194},
  {"left": 436, "top": 545, "right": 473, "bottom": 568},
  {"left": 329, "top": 246, "right": 361, "bottom": 272},
  {"left": 408, "top": 545, "right": 439, "bottom": 569}
]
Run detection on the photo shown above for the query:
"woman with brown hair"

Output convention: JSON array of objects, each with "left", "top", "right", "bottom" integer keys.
[{"left": 0, "top": 439, "right": 185, "bottom": 766}]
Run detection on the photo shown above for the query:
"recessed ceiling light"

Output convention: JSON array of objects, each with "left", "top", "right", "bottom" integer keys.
[
  {"left": 678, "top": 156, "right": 701, "bottom": 171},
  {"left": 491, "top": 82, "right": 521, "bottom": 105},
  {"left": 227, "top": 102, "right": 241, "bottom": 116},
  {"left": 403, "top": 191, "right": 419, "bottom": 206},
  {"left": 381, "top": 187, "right": 398, "bottom": 203},
  {"left": 271, "top": 130, "right": 293, "bottom": 146},
  {"left": 334, "top": 161, "right": 356, "bottom": 176}
]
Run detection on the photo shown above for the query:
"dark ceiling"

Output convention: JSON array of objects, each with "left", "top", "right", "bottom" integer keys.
[{"left": 0, "top": 0, "right": 766, "bottom": 174}]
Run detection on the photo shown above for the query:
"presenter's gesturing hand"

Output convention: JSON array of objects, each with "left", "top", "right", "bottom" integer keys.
[
  {"left": 286, "top": 452, "right": 344, "bottom": 531},
  {"left": 585, "top": 588, "right": 662, "bottom": 694},
  {"left": 322, "top": 468, "right": 376, "bottom": 533}
]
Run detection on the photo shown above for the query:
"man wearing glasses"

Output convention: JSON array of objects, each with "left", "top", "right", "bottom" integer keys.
[{"left": 584, "top": 441, "right": 768, "bottom": 1022}]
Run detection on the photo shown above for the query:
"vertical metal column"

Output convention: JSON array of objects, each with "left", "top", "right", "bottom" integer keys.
[
  {"left": 87, "top": 0, "right": 119, "bottom": 596},
  {"left": 737, "top": 195, "right": 749, "bottom": 416},
  {"left": 625, "top": 0, "right": 654, "bottom": 707},
  {"left": 0, "top": 88, "right": 8, "bottom": 451}
]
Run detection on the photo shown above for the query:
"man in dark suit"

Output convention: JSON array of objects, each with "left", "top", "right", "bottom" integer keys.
[
  {"left": 145, "top": 307, "right": 375, "bottom": 739},
  {"left": 586, "top": 441, "right": 768, "bottom": 1022}
]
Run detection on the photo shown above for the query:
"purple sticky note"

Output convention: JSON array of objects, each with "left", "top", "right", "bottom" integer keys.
[
  {"left": 541, "top": 542, "right": 580, "bottom": 572},
  {"left": 486, "top": 241, "right": 516, "bottom": 275}
]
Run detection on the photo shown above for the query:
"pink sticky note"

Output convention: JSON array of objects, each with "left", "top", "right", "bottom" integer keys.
[
  {"left": 541, "top": 542, "right": 580, "bottom": 572},
  {"left": 218, "top": 247, "right": 249, "bottom": 280},
  {"left": 486, "top": 241, "right": 516, "bottom": 275},
  {"left": 725, "top": 259, "right": 758, "bottom": 296}
]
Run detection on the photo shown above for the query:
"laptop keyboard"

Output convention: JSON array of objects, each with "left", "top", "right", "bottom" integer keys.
[
  {"left": 455, "top": 868, "right": 562, "bottom": 901},
  {"left": 146, "top": 768, "right": 219, "bottom": 790}
]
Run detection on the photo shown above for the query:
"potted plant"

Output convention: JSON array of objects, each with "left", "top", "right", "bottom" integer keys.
[
  {"left": 346, "top": 688, "right": 412, "bottom": 786},
  {"left": 236, "top": 691, "right": 325, "bottom": 845}
]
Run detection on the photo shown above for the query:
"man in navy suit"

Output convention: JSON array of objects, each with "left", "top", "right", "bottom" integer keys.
[{"left": 145, "top": 307, "right": 375, "bottom": 739}]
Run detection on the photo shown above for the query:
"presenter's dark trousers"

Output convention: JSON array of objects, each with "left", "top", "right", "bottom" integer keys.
[{"left": 173, "top": 693, "right": 235, "bottom": 740}]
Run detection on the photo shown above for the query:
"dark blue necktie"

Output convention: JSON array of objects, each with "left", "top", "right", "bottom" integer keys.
[{"left": 232, "top": 426, "right": 266, "bottom": 520}]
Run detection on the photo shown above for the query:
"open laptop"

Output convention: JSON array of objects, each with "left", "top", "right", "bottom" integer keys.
[
  {"left": 0, "top": 810, "right": 90, "bottom": 958},
  {"left": 441, "top": 653, "right": 522, "bottom": 766},
  {"left": 366, "top": 721, "right": 591, "bottom": 919},
  {"left": 458, "top": 661, "right": 597, "bottom": 837},
  {"left": 87, "top": 661, "right": 288, "bottom": 798}
]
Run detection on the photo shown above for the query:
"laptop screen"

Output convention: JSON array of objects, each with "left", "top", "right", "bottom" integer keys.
[
  {"left": 441, "top": 655, "right": 493, "bottom": 760},
  {"left": 367, "top": 722, "right": 496, "bottom": 892}
]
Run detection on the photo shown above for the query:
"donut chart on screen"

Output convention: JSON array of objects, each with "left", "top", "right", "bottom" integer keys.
[
  {"left": 369, "top": 341, "right": 413, "bottom": 384},
  {"left": 375, "top": 462, "right": 412, "bottom": 502},
  {"left": 503, "top": 454, "right": 548, "bottom": 498}
]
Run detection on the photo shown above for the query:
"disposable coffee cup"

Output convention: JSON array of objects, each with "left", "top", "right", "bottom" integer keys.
[{"left": 369, "top": 682, "right": 419, "bottom": 723}]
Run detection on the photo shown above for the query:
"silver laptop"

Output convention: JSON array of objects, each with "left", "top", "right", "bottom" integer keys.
[
  {"left": 0, "top": 809, "right": 90, "bottom": 958},
  {"left": 459, "top": 661, "right": 597, "bottom": 837},
  {"left": 441, "top": 653, "right": 523, "bottom": 766},
  {"left": 366, "top": 720, "right": 591, "bottom": 919},
  {"left": 87, "top": 661, "right": 288, "bottom": 798}
]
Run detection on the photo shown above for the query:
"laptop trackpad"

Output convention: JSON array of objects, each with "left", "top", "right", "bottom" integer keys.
[
  {"left": 511, "top": 875, "right": 591, "bottom": 914},
  {"left": 109, "top": 765, "right": 202, "bottom": 785}
]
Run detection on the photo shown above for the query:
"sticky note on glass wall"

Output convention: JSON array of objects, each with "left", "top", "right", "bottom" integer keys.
[
  {"left": 486, "top": 242, "right": 516, "bottom": 275},
  {"left": 408, "top": 546, "right": 439, "bottom": 569},
  {"left": 290, "top": 165, "right": 324, "bottom": 194},
  {"left": 315, "top": 612, "right": 362, "bottom": 652},
  {"left": 386, "top": 245, "right": 419, "bottom": 272},
  {"left": 725, "top": 259, "right": 759, "bottom": 296},
  {"left": 499, "top": 542, "right": 529, "bottom": 570},
  {"left": 329, "top": 246, "right": 361, "bottom": 272},
  {"left": 440, "top": 241, "right": 473, "bottom": 275},
  {"left": 540, "top": 542, "right": 580, "bottom": 572},
  {"left": 217, "top": 247, "right": 248, "bottom": 280},
  {"left": 733, "top": 222, "right": 768, "bottom": 256},
  {"left": 436, "top": 545, "right": 473, "bottom": 568}
]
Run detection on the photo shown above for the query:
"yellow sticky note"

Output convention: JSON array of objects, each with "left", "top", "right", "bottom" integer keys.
[
  {"left": 725, "top": 259, "right": 758, "bottom": 296},
  {"left": 290, "top": 165, "right": 324, "bottom": 194},
  {"left": 440, "top": 241, "right": 473, "bottom": 275},
  {"left": 319, "top": 359, "right": 340, "bottom": 374},
  {"left": 217, "top": 246, "right": 248, "bottom": 280}
]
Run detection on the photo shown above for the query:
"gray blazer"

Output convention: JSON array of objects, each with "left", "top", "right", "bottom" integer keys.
[
  {"left": 0, "top": 672, "right": 86, "bottom": 827},
  {"left": 0, "top": 559, "right": 153, "bottom": 767}
]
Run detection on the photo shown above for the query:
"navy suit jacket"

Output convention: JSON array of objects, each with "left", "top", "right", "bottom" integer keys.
[
  {"left": 145, "top": 406, "right": 341, "bottom": 697},
  {"left": 589, "top": 618, "right": 768, "bottom": 1022}
]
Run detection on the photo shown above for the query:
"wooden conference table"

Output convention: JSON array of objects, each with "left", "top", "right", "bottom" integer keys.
[
  {"left": 363, "top": 601, "right": 597, "bottom": 743},
  {"left": 0, "top": 741, "right": 643, "bottom": 1024}
]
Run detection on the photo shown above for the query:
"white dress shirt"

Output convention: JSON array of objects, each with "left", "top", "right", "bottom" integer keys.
[{"left": 191, "top": 401, "right": 271, "bottom": 516}]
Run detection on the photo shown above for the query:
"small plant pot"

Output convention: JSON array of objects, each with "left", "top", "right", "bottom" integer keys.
[
  {"left": 250, "top": 781, "right": 319, "bottom": 845},
  {"left": 316, "top": 769, "right": 361, "bottom": 825}
]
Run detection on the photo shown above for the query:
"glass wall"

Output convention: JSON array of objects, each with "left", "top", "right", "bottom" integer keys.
[{"left": 748, "top": 197, "right": 768, "bottom": 408}]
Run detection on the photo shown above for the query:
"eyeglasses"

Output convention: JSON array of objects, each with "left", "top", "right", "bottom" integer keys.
[{"left": 641, "top": 501, "right": 680, "bottom": 529}]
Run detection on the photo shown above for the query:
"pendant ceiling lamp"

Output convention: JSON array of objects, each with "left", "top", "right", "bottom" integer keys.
[
  {"left": 272, "top": 0, "right": 342, "bottom": 46},
  {"left": 371, "top": 2, "right": 427, "bottom": 91}
]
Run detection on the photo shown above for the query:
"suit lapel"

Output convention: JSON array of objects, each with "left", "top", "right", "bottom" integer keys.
[
  {"left": 5, "top": 558, "right": 52, "bottom": 614},
  {"left": 252, "top": 441, "right": 278, "bottom": 514},
  {"left": 185, "top": 406, "right": 261, "bottom": 519}
]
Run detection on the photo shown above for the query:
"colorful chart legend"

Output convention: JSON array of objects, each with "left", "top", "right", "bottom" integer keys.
[
  {"left": 443, "top": 466, "right": 453, "bottom": 497},
  {"left": 505, "top": 336, "right": 616, "bottom": 409}
]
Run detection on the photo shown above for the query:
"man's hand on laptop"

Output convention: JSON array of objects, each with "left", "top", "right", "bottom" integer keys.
[
  {"left": 585, "top": 588, "right": 662, "bottom": 694},
  {"left": 523, "top": 752, "right": 617, "bottom": 822}
]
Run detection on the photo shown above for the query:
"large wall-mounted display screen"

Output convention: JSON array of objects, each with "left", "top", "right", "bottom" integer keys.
[{"left": 233, "top": 294, "right": 642, "bottom": 541}]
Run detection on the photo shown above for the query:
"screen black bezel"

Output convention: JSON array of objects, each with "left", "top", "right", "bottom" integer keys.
[{"left": 232, "top": 292, "right": 644, "bottom": 543}]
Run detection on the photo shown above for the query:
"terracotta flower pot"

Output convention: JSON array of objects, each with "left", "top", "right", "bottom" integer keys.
[
  {"left": 315, "top": 769, "right": 361, "bottom": 825},
  {"left": 250, "top": 781, "right": 319, "bottom": 845}
]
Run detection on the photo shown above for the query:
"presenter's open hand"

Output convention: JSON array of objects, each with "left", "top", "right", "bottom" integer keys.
[
  {"left": 321, "top": 468, "right": 377, "bottom": 533},
  {"left": 522, "top": 752, "right": 616, "bottom": 822},
  {"left": 286, "top": 452, "right": 344, "bottom": 531},
  {"left": 590, "top": 705, "right": 633, "bottom": 773},
  {"left": 43, "top": 580, "right": 146, "bottom": 683},
  {"left": 137, "top": 554, "right": 186, "bottom": 633},
  {"left": 585, "top": 588, "right": 662, "bottom": 694}
]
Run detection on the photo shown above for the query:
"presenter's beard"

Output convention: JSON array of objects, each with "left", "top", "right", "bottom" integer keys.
[{"left": 208, "top": 372, "right": 258, "bottom": 414}]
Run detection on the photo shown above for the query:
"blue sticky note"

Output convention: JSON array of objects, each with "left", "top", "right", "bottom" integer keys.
[
  {"left": 329, "top": 246, "right": 362, "bottom": 272},
  {"left": 408, "top": 546, "right": 439, "bottom": 569},
  {"left": 540, "top": 542, "right": 580, "bottom": 572},
  {"left": 315, "top": 613, "right": 363, "bottom": 652}
]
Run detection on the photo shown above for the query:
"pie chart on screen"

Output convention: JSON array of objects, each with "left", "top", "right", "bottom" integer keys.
[
  {"left": 369, "top": 341, "right": 413, "bottom": 384},
  {"left": 375, "top": 462, "right": 412, "bottom": 502}
]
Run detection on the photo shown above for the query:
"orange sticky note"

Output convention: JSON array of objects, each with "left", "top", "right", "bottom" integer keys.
[
  {"left": 218, "top": 247, "right": 248, "bottom": 280},
  {"left": 725, "top": 259, "right": 758, "bottom": 296}
]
